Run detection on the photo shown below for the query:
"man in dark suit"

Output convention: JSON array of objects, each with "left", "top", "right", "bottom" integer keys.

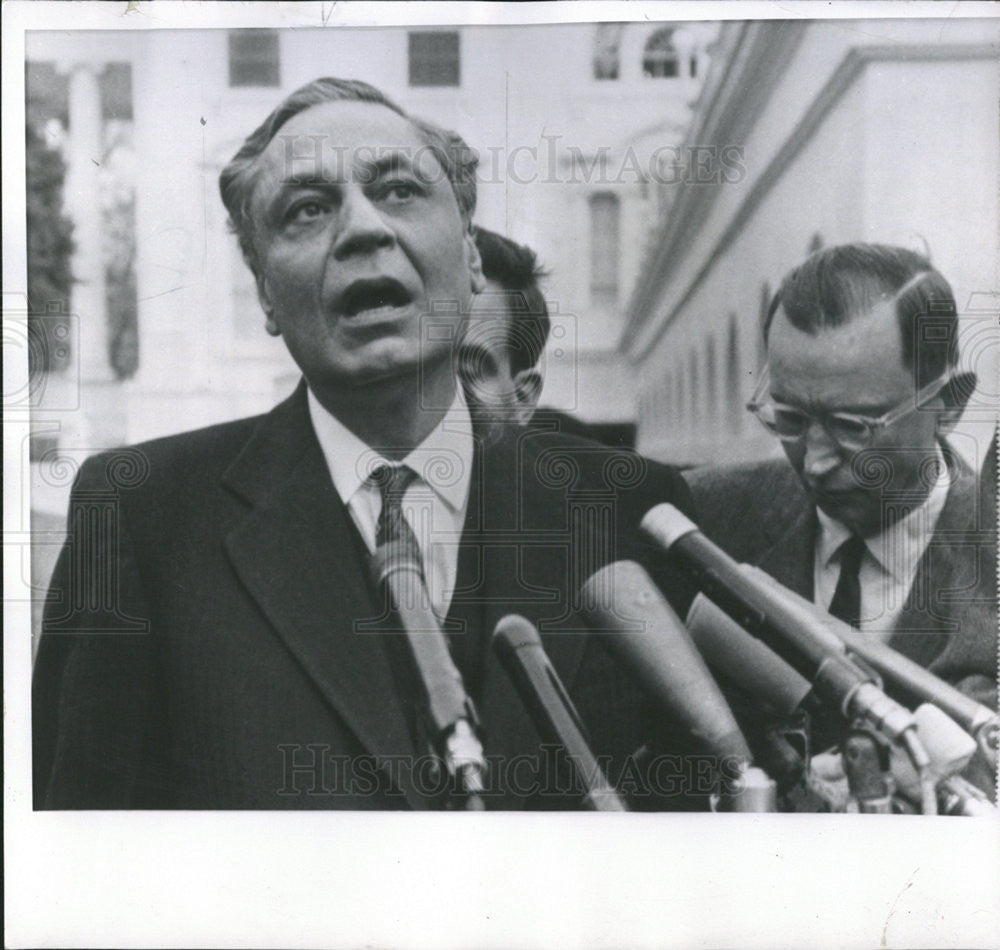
[
  {"left": 33, "top": 78, "right": 696, "bottom": 810},
  {"left": 687, "top": 245, "right": 997, "bottom": 772}
]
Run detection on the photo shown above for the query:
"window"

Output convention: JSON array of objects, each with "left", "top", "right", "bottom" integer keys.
[
  {"left": 101, "top": 63, "right": 133, "bottom": 120},
  {"left": 643, "top": 28, "right": 680, "bottom": 79},
  {"left": 408, "top": 32, "right": 460, "bottom": 87},
  {"left": 593, "top": 23, "right": 623, "bottom": 80},
  {"left": 688, "top": 350, "right": 699, "bottom": 425},
  {"left": 706, "top": 335, "right": 718, "bottom": 422},
  {"left": 675, "top": 366, "right": 685, "bottom": 426},
  {"left": 26, "top": 61, "right": 69, "bottom": 128},
  {"left": 29, "top": 430, "right": 60, "bottom": 463},
  {"left": 727, "top": 315, "right": 742, "bottom": 431},
  {"left": 589, "top": 193, "right": 620, "bottom": 304},
  {"left": 228, "top": 31, "right": 280, "bottom": 87}
]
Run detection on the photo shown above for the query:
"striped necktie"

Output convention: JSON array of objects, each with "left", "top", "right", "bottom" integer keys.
[
  {"left": 372, "top": 463, "right": 419, "bottom": 551},
  {"left": 369, "top": 462, "right": 437, "bottom": 618}
]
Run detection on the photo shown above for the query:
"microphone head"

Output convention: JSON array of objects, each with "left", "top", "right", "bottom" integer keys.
[
  {"left": 578, "top": 559, "right": 663, "bottom": 631},
  {"left": 492, "top": 613, "right": 543, "bottom": 658},
  {"left": 579, "top": 561, "right": 753, "bottom": 764},
  {"left": 640, "top": 503, "right": 699, "bottom": 553}
]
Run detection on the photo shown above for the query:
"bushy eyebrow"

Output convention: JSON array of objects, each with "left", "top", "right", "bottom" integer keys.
[
  {"left": 261, "top": 148, "right": 437, "bottom": 224},
  {"left": 364, "top": 150, "right": 433, "bottom": 182},
  {"left": 279, "top": 149, "right": 434, "bottom": 187}
]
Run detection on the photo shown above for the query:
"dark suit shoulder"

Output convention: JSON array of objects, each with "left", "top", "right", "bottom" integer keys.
[
  {"left": 69, "top": 413, "right": 267, "bottom": 506},
  {"left": 683, "top": 457, "right": 807, "bottom": 557},
  {"left": 512, "top": 427, "right": 692, "bottom": 514},
  {"left": 685, "top": 456, "right": 794, "bottom": 500}
]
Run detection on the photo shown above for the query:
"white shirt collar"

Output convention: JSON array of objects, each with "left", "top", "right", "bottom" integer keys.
[
  {"left": 306, "top": 382, "right": 474, "bottom": 513},
  {"left": 816, "top": 443, "right": 953, "bottom": 583}
]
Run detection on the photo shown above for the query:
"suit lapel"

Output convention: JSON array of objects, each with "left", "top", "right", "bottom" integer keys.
[
  {"left": 755, "top": 466, "right": 816, "bottom": 600},
  {"left": 887, "top": 462, "right": 979, "bottom": 667},
  {"left": 221, "top": 385, "right": 428, "bottom": 809},
  {"left": 221, "top": 401, "right": 597, "bottom": 809}
]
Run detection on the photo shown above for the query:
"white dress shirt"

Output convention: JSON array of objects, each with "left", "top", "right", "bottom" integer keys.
[
  {"left": 814, "top": 445, "right": 952, "bottom": 639},
  {"left": 307, "top": 386, "right": 474, "bottom": 621}
]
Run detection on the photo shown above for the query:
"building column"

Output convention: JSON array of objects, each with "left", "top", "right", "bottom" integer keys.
[
  {"left": 60, "top": 60, "right": 132, "bottom": 454},
  {"left": 64, "top": 62, "right": 110, "bottom": 384}
]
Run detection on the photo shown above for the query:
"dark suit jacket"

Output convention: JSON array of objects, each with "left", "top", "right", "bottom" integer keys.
[
  {"left": 686, "top": 454, "right": 998, "bottom": 710},
  {"left": 33, "top": 384, "right": 696, "bottom": 810}
]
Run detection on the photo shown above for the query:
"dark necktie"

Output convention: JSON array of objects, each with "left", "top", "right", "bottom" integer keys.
[
  {"left": 372, "top": 463, "right": 420, "bottom": 552},
  {"left": 828, "top": 535, "right": 866, "bottom": 628}
]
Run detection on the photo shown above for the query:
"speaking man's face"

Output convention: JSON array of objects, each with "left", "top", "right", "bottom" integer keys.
[
  {"left": 250, "top": 100, "right": 484, "bottom": 393},
  {"left": 766, "top": 301, "right": 944, "bottom": 537}
]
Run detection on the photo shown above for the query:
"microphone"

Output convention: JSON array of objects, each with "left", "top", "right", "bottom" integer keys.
[
  {"left": 492, "top": 614, "right": 626, "bottom": 811},
  {"left": 884, "top": 702, "right": 997, "bottom": 815},
  {"left": 641, "top": 505, "right": 921, "bottom": 748},
  {"left": 689, "top": 589, "right": 991, "bottom": 814},
  {"left": 371, "top": 545, "right": 486, "bottom": 808},
  {"left": 816, "top": 704, "right": 994, "bottom": 815},
  {"left": 743, "top": 565, "right": 1000, "bottom": 771},
  {"left": 889, "top": 702, "right": 978, "bottom": 805},
  {"left": 686, "top": 593, "right": 813, "bottom": 717},
  {"left": 756, "top": 570, "right": 999, "bottom": 770},
  {"left": 577, "top": 561, "right": 775, "bottom": 812},
  {"left": 843, "top": 729, "right": 893, "bottom": 813},
  {"left": 837, "top": 631, "right": 998, "bottom": 768},
  {"left": 686, "top": 592, "right": 824, "bottom": 799}
]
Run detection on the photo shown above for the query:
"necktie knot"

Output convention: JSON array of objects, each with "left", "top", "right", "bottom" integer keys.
[
  {"left": 370, "top": 462, "right": 418, "bottom": 497},
  {"left": 370, "top": 464, "right": 419, "bottom": 549},
  {"left": 837, "top": 535, "right": 867, "bottom": 575}
]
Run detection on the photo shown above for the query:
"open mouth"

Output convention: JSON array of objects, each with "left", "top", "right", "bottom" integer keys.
[{"left": 338, "top": 278, "right": 413, "bottom": 318}]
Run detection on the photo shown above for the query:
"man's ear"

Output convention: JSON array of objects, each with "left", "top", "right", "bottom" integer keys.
[
  {"left": 513, "top": 368, "right": 543, "bottom": 412},
  {"left": 465, "top": 230, "right": 486, "bottom": 295},
  {"left": 256, "top": 274, "right": 281, "bottom": 337},
  {"left": 938, "top": 370, "right": 977, "bottom": 435}
]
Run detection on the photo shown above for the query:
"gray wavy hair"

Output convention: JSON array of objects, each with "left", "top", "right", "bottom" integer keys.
[{"left": 218, "top": 77, "right": 479, "bottom": 278}]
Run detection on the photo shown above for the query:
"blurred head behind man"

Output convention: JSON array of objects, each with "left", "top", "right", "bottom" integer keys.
[
  {"left": 218, "top": 77, "right": 485, "bottom": 451},
  {"left": 759, "top": 243, "right": 972, "bottom": 538},
  {"left": 461, "top": 228, "right": 550, "bottom": 426}
]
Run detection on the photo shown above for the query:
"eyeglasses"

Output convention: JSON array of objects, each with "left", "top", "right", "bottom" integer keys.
[{"left": 746, "top": 366, "right": 952, "bottom": 453}]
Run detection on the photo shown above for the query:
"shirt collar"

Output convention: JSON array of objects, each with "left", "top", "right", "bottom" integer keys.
[
  {"left": 307, "top": 382, "right": 474, "bottom": 514},
  {"left": 816, "top": 443, "right": 952, "bottom": 582}
]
